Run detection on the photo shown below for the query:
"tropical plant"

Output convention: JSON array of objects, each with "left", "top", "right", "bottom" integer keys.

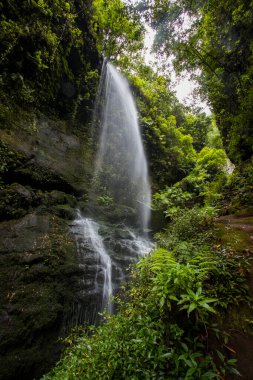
[
  {"left": 137, "top": 0, "right": 253, "bottom": 161},
  {"left": 177, "top": 286, "right": 217, "bottom": 320}
]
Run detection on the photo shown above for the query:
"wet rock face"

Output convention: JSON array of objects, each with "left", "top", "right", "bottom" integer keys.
[
  {"left": 0, "top": 109, "right": 96, "bottom": 379},
  {"left": 69, "top": 218, "right": 152, "bottom": 326},
  {"left": 0, "top": 213, "right": 79, "bottom": 380},
  {"left": 215, "top": 213, "right": 253, "bottom": 380},
  {"left": 0, "top": 117, "right": 93, "bottom": 194},
  {"left": 0, "top": 4, "right": 101, "bottom": 373}
]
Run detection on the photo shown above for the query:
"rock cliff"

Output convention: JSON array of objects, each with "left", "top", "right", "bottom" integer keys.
[{"left": 0, "top": 112, "right": 97, "bottom": 379}]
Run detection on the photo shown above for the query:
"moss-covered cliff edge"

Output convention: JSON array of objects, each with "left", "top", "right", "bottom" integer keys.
[
  {"left": 0, "top": 102, "right": 101, "bottom": 380},
  {"left": 0, "top": 1, "right": 102, "bottom": 378},
  {"left": 0, "top": 108, "right": 102, "bottom": 380}
]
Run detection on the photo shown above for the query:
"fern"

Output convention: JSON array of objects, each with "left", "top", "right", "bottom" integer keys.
[
  {"left": 189, "top": 250, "right": 218, "bottom": 280},
  {"left": 149, "top": 248, "right": 176, "bottom": 273}
]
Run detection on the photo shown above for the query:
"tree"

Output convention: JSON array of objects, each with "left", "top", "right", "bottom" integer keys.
[
  {"left": 127, "top": 61, "right": 197, "bottom": 188},
  {"left": 0, "top": 0, "right": 100, "bottom": 115},
  {"left": 136, "top": 0, "right": 253, "bottom": 162},
  {"left": 182, "top": 113, "right": 212, "bottom": 152},
  {"left": 92, "top": 0, "right": 145, "bottom": 61}
]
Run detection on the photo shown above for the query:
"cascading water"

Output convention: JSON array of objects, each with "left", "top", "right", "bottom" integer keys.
[
  {"left": 93, "top": 62, "right": 151, "bottom": 232},
  {"left": 69, "top": 61, "right": 152, "bottom": 326}
]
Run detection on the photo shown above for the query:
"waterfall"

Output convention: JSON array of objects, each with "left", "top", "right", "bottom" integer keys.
[
  {"left": 69, "top": 61, "right": 152, "bottom": 326},
  {"left": 93, "top": 62, "right": 151, "bottom": 231},
  {"left": 78, "top": 216, "right": 112, "bottom": 312}
]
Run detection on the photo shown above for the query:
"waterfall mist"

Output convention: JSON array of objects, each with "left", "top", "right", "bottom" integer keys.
[
  {"left": 69, "top": 61, "right": 152, "bottom": 326},
  {"left": 93, "top": 62, "right": 151, "bottom": 232}
]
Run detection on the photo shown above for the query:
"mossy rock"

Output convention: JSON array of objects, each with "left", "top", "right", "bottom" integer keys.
[
  {"left": 53, "top": 204, "right": 77, "bottom": 220},
  {"left": 47, "top": 190, "right": 77, "bottom": 208},
  {"left": 0, "top": 212, "right": 79, "bottom": 380},
  {"left": 0, "top": 183, "right": 37, "bottom": 220},
  {"left": 0, "top": 115, "right": 94, "bottom": 195}
]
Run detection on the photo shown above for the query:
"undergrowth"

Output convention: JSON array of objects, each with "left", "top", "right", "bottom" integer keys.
[{"left": 42, "top": 207, "right": 249, "bottom": 379}]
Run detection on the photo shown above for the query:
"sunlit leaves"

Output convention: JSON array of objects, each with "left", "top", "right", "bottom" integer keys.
[
  {"left": 92, "top": 0, "right": 144, "bottom": 61},
  {"left": 139, "top": 0, "right": 253, "bottom": 161}
]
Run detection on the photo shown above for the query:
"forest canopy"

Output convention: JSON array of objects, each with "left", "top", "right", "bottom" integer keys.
[{"left": 134, "top": 0, "right": 253, "bottom": 162}]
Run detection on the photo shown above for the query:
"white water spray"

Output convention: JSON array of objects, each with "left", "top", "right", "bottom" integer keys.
[
  {"left": 70, "top": 62, "right": 152, "bottom": 326},
  {"left": 74, "top": 215, "right": 112, "bottom": 313},
  {"left": 94, "top": 62, "right": 151, "bottom": 232}
]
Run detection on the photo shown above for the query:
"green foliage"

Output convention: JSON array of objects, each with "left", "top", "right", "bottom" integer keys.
[
  {"left": 197, "top": 147, "right": 227, "bottom": 176},
  {"left": 97, "top": 195, "right": 114, "bottom": 207},
  {"left": 141, "top": 0, "right": 253, "bottom": 161},
  {"left": 206, "top": 123, "right": 223, "bottom": 149},
  {"left": 43, "top": 205, "right": 249, "bottom": 379},
  {"left": 166, "top": 206, "right": 218, "bottom": 241},
  {"left": 92, "top": 0, "right": 144, "bottom": 62},
  {"left": 139, "top": 248, "right": 218, "bottom": 319},
  {"left": 152, "top": 146, "right": 227, "bottom": 218},
  {"left": 208, "top": 247, "right": 250, "bottom": 309},
  {"left": 182, "top": 113, "right": 212, "bottom": 152},
  {"left": 155, "top": 208, "right": 250, "bottom": 312},
  {"left": 0, "top": 0, "right": 100, "bottom": 116},
  {"left": 222, "top": 159, "right": 253, "bottom": 211},
  {"left": 180, "top": 147, "right": 227, "bottom": 202},
  {"left": 153, "top": 186, "right": 193, "bottom": 218},
  {"left": 178, "top": 287, "right": 217, "bottom": 319},
  {"left": 201, "top": 173, "right": 227, "bottom": 207}
]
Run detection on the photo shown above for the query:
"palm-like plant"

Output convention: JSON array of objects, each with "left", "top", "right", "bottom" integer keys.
[{"left": 178, "top": 287, "right": 217, "bottom": 322}]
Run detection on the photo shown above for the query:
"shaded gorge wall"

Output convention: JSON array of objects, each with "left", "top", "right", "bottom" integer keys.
[
  {"left": 0, "top": 49, "right": 102, "bottom": 380},
  {"left": 0, "top": 113, "right": 99, "bottom": 380}
]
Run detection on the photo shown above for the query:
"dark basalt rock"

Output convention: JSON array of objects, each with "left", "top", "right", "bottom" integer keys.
[
  {"left": 0, "top": 212, "right": 78, "bottom": 380},
  {"left": 0, "top": 117, "right": 93, "bottom": 195},
  {"left": 0, "top": 107, "right": 97, "bottom": 379},
  {"left": 68, "top": 218, "right": 152, "bottom": 327},
  {"left": 0, "top": 2, "right": 102, "bottom": 377}
]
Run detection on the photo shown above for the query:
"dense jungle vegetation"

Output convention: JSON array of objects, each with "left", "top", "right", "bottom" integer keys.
[{"left": 0, "top": 0, "right": 253, "bottom": 379}]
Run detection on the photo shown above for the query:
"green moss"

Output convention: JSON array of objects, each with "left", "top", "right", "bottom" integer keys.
[
  {"left": 0, "top": 1, "right": 101, "bottom": 119},
  {"left": 53, "top": 205, "right": 76, "bottom": 220},
  {"left": 0, "top": 140, "right": 24, "bottom": 183},
  {"left": 0, "top": 94, "right": 37, "bottom": 133},
  {"left": 215, "top": 222, "right": 252, "bottom": 252},
  {"left": 47, "top": 191, "right": 77, "bottom": 208}
]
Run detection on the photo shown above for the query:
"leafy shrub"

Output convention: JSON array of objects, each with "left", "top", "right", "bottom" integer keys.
[
  {"left": 155, "top": 206, "right": 250, "bottom": 312},
  {"left": 43, "top": 228, "right": 245, "bottom": 379},
  {"left": 201, "top": 173, "right": 227, "bottom": 207},
  {"left": 97, "top": 195, "right": 114, "bottom": 207},
  {"left": 153, "top": 186, "right": 193, "bottom": 218},
  {"left": 223, "top": 159, "right": 253, "bottom": 211},
  {"left": 197, "top": 147, "right": 227, "bottom": 176},
  {"left": 152, "top": 146, "right": 228, "bottom": 216},
  {"left": 169, "top": 206, "right": 218, "bottom": 241}
]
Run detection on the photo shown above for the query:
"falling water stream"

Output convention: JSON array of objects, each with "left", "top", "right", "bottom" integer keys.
[
  {"left": 94, "top": 62, "right": 151, "bottom": 231},
  {"left": 69, "top": 61, "right": 152, "bottom": 326}
]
